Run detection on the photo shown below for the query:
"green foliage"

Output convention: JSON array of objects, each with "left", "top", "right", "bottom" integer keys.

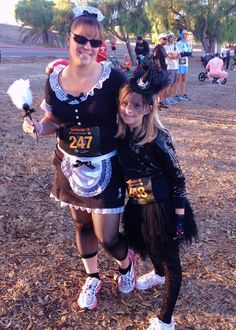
[
  {"left": 52, "top": 0, "right": 74, "bottom": 43},
  {"left": 14, "top": 0, "right": 236, "bottom": 51},
  {"left": 88, "top": 0, "right": 151, "bottom": 64},
  {"left": 89, "top": 0, "right": 151, "bottom": 38},
  {"left": 147, "top": 0, "right": 236, "bottom": 52},
  {"left": 15, "top": 0, "right": 54, "bottom": 29},
  {"left": 15, "top": 0, "right": 60, "bottom": 47}
]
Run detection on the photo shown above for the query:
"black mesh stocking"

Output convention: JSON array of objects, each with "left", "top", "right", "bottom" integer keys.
[
  {"left": 158, "top": 243, "right": 182, "bottom": 324},
  {"left": 70, "top": 207, "right": 98, "bottom": 257},
  {"left": 70, "top": 208, "right": 128, "bottom": 261},
  {"left": 149, "top": 253, "right": 164, "bottom": 277},
  {"left": 92, "top": 212, "right": 128, "bottom": 261}
]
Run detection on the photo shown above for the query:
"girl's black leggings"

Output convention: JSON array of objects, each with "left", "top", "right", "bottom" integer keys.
[{"left": 149, "top": 241, "right": 182, "bottom": 324}]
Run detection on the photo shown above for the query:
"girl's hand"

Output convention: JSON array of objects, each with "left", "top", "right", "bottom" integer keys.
[
  {"left": 173, "top": 214, "right": 185, "bottom": 240},
  {"left": 23, "top": 117, "right": 42, "bottom": 136}
]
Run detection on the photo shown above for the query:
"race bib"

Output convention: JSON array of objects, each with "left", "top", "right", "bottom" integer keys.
[
  {"left": 126, "top": 177, "right": 155, "bottom": 205},
  {"left": 179, "top": 58, "right": 186, "bottom": 65},
  {"left": 59, "top": 126, "right": 101, "bottom": 157}
]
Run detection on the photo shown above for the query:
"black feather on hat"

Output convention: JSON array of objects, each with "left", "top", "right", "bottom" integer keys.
[
  {"left": 129, "top": 58, "right": 168, "bottom": 105},
  {"left": 129, "top": 66, "right": 154, "bottom": 105}
]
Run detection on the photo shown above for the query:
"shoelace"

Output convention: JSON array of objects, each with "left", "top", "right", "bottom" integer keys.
[
  {"left": 83, "top": 278, "right": 99, "bottom": 295},
  {"left": 120, "top": 271, "right": 133, "bottom": 287}
]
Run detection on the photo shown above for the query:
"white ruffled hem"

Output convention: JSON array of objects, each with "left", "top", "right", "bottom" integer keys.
[{"left": 50, "top": 193, "right": 124, "bottom": 214}]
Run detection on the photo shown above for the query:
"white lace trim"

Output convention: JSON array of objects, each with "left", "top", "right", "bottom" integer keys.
[
  {"left": 50, "top": 193, "right": 124, "bottom": 214},
  {"left": 61, "top": 157, "right": 112, "bottom": 197},
  {"left": 49, "top": 63, "right": 111, "bottom": 105},
  {"left": 73, "top": 6, "right": 105, "bottom": 21},
  {"left": 40, "top": 99, "right": 52, "bottom": 112}
]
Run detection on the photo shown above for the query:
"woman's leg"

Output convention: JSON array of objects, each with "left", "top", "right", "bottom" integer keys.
[
  {"left": 70, "top": 207, "right": 102, "bottom": 310},
  {"left": 92, "top": 213, "right": 136, "bottom": 293},
  {"left": 179, "top": 73, "right": 186, "bottom": 95},
  {"left": 70, "top": 207, "right": 98, "bottom": 274},
  {"left": 92, "top": 213, "right": 129, "bottom": 265}
]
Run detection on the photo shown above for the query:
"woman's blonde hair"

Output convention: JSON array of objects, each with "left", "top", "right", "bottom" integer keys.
[{"left": 116, "top": 84, "right": 164, "bottom": 146}]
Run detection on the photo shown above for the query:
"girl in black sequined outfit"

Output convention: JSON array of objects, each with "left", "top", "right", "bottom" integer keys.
[
  {"left": 22, "top": 6, "right": 137, "bottom": 311},
  {"left": 116, "top": 73, "right": 198, "bottom": 329}
]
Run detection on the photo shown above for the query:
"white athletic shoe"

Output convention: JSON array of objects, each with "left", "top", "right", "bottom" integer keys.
[
  {"left": 77, "top": 277, "right": 101, "bottom": 310},
  {"left": 117, "top": 250, "right": 136, "bottom": 293},
  {"left": 147, "top": 317, "right": 175, "bottom": 330},
  {"left": 136, "top": 270, "right": 165, "bottom": 290}
]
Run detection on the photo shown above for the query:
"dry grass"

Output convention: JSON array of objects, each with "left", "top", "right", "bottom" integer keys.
[{"left": 0, "top": 56, "right": 235, "bottom": 330}]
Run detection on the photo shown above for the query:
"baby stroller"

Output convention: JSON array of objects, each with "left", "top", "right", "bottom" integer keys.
[
  {"left": 230, "top": 56, "right": 236, "bottom": 70},
  {"left": 198, "top": 54, "right": 227, "bottom": 84}
]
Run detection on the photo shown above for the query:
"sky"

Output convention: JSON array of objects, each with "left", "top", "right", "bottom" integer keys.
[
  {"left": 0, "top": 0, "right": 19, "bottom": 25},
  {"left": 0, "top": 0, "right": 79, "bottom": 25}
]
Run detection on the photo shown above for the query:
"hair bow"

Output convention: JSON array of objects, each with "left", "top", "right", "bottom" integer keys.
[
  {"left": 83, "top": 10, "right": 98, "bottom": 19},
  {"left": 73, "top": 6, "right": 105, "bottom": 22}
]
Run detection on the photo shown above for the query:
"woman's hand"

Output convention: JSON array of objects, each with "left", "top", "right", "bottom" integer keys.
[{"left": 23, "top": 117, "right": 42, "bottom": 136}]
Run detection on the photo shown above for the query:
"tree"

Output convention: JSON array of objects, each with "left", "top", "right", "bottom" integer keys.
[
  {"left": 52, "top": 0, "right": 74, "bottom": 46},
  {"left": 15, "top": 0, "right": 61, "bottom": 47},
  {"left": 145, "top": 0, "right": 179, "bottom": 42},
  {"left": 148, "top": 0, "right": 236, "bottom": 53},
  {"left": 178, "top": 0, "right": 236, "bottom": 53},
  {"left": 89, "top": 0, "right": 151, "bottom": 65}
]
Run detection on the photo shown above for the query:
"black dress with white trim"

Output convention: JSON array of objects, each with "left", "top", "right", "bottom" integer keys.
[{"left": 41, "top": 62, "right": 127, "bottom": 214}]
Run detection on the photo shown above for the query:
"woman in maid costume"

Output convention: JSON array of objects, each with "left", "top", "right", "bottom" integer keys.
[
  {"left": 116, "top": 67, "right": 198, "bottom": 329},
  {"left": 23, "top": 6, "right": 136, "bottom": 310}
]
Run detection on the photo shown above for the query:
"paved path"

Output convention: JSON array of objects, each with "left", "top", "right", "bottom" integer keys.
[{"left": 0, "top": 41, "right": 203, "bottom": 61}]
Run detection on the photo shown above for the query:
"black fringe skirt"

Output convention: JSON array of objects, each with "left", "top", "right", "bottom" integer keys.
[{"left": 122, "top": 198, "right": 198, "bottom": 261}]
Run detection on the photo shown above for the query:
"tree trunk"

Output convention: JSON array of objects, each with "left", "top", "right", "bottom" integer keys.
[
  {"left": 201, "top": 36, "right": 216, "bottom": 54},
  {"left": 124, "top": 39, "right": 136, "bottom": 66}
]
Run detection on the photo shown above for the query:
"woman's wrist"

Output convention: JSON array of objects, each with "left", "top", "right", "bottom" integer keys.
[{"left": 35, "top": 121, "right": 43, "bottom": 136}]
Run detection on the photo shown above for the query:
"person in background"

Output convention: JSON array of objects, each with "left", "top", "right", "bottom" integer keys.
[
  {"left": 206, "top": 52, "right": 228, "bottom": 84},
  {"left": 23, "top": 5, "right": 136, "bottom": 311},
  {"left": 176, "top": 30, "right": 192, "bottom": 101},
  {"left": 135, "top": 35, "right": 150, "bottom": 65},
  {"left": 110, "top": 37, "right": 117, "bottom": 55},
  {"left": 153, "top": 33, "right": 169, "bottom": 109},
  {"left": 123, "top": 54, "right": 132, "bottom": 72},
  {"left": 96, "top": 41, "right": 107, "bottom": 63},
  {"left": 178, "top": 27, "right": 184, "bottom": 41},
  {"left": 164, "top": 32, "right": 180, "bottom": 105},
  {"left": 225, "top": 48, "right": 231, "bottom": 70},
  {"left": 116, "top": 68, "right": 198, "bottom": 330},
  {"left": 45, "top": 58, "right": 69, "bottom": 75},
  {"left": 221, "top": 44, "right": 227, "bottom": 64}
]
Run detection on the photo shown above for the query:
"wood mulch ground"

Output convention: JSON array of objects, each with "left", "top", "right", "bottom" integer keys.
[{"left": 0, "top": 56, "right": 235, "bottom": 330}]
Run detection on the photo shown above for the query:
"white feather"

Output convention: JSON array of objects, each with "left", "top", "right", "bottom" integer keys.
[{"left": 7, "top": 79, "right": 33, "bottom": 109}]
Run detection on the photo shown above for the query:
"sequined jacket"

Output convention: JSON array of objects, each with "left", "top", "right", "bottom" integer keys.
[{"left": 118, "top": 128, "right": 186, "bottom": 208}]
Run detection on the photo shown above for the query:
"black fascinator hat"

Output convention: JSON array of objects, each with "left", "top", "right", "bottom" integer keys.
[
  {"left": 130, "top": 58, "right": 168, "bottom": 105},
  {"left": 129, "top": 67, "right": 155, "bottom": 105}
]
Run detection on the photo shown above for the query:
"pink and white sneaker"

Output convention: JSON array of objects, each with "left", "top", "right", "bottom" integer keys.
[
  {"left": 77, "top": 277, "right": 101, "bottom": 310},
  {"left": 117, "top": 249, "right": 136, "bottom": 293}
]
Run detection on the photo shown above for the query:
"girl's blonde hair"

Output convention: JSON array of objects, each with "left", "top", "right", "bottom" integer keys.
[{"left": 116, "top": 84, "right": 164, "bottom": 146}]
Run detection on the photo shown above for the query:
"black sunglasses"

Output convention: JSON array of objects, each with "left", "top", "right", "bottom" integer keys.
[{"left": 70, "top": 32, "right": 102, "bottom": 48}]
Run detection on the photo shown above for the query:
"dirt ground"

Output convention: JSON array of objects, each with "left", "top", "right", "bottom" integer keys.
[{"left": 0, "top": 55, "right": 235, "bottom": 330}]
